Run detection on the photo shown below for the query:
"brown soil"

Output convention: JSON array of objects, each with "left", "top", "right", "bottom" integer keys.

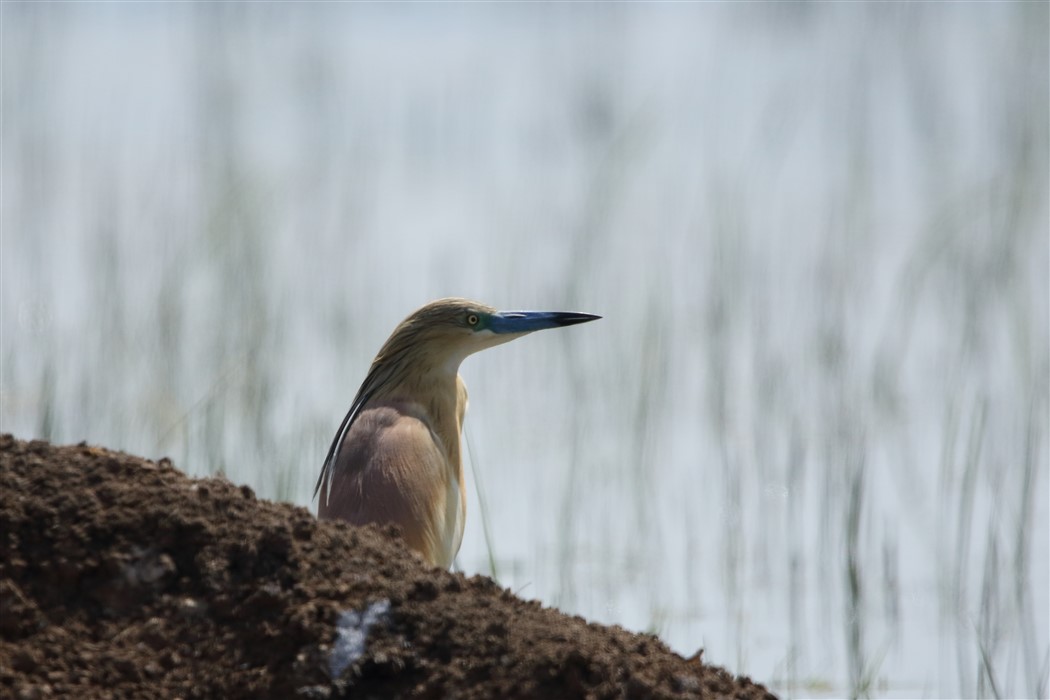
[{"left": 0, "top": 435, "right": 775, "bottom": 699}]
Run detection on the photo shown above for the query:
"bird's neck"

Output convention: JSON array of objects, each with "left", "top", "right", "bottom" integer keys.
[{"left": 383, "top": 367, "right": 466, "bottom": 480}]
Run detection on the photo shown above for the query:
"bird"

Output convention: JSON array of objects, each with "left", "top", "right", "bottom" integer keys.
[{"left": 314, "top": 297, "right": 600, "bottom": 569}]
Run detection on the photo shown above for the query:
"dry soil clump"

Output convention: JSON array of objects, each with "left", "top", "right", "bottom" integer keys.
[{"left": 0, "top": 435, "right": 775, "bottom": 699}]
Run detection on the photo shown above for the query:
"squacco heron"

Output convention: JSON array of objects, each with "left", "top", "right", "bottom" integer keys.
[{"left": 314, "top": 298, "right": 599, "bottom": 569}]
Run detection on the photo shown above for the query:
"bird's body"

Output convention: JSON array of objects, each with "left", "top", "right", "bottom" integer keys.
[{"left": 315, "top": 298, "right": 598, "bottom": 569}]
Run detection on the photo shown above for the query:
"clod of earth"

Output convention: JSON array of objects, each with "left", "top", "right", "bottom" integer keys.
[{"left": 0, "top": 435, "right": 776, "bottom": 699}]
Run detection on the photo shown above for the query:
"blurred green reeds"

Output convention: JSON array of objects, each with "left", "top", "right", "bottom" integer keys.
[{"left": 2, "top": 3, "right": 1047, "bottom": 698}]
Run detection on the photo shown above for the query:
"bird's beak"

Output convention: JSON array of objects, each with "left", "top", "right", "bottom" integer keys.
[{"left": 489, "top": 310, "right": 601, "bottom": 334}]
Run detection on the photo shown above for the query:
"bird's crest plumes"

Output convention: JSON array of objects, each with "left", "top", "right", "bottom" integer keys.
[{"left": 375, "top": 298, "right": 497, "bottom": 362}]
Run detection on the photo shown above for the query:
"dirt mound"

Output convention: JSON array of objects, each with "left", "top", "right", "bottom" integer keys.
[{"left": 0, "top": 435, "right": 774, "bottom": 699}]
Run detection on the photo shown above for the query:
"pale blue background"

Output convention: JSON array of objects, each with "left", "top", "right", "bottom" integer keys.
[{"left": 3, "top": 4, "right": 1047, "bottom": 697}]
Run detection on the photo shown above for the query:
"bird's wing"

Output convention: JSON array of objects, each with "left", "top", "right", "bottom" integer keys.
[
  {"left": 314, "top": 344, "right": 417, "bottom": 503},
  {"left": 318, "top": 403, "right": 458, "bottom": 568}
]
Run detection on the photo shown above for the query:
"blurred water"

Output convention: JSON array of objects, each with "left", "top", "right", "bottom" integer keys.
[{"left": 3, "top": 3, "right": 1048, "bottom": 697}]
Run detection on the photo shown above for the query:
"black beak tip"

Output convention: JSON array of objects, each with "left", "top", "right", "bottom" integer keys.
[{"left": 559, "top": 312, "right": 602, "bottom": 327}]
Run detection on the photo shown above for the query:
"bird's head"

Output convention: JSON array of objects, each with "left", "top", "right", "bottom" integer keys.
[{"left": 379, "top": 297, "right": 600, "bottom": 373}]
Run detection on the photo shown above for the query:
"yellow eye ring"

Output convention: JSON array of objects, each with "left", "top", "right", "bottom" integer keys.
[{"left": 467, "top": 313, "right": 480, "bottom": 326}]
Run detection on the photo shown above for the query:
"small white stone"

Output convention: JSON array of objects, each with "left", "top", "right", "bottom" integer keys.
[{"left": 328, "top": 599, "right": 392, "bottom": 679}]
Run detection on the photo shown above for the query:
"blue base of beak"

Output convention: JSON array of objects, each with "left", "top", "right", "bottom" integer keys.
[{"left": 489, "top": 310, "right": 601, "bottom": 334}]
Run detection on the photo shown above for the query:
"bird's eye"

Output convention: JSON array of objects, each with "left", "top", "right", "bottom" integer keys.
[{"left": 467, "top": 313, "right": 480, "bottom": 327}]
